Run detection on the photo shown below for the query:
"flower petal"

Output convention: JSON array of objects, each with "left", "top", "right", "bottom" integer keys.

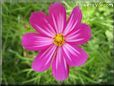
[
  {"left": 30, "top": 12, "right": 56, "bottom": 37},
  {"left": 49, "top": 2, "right": 66, "bottom": 33},
  {"left": 22, "top": 33, "right": 53, "bottom": 51},
  {"left": 52, "top": 47, "right": 69, "bottom": 80},
  {"left": 32, "top": 44, "right": 57, "bottom": 72},
  {"left": 63, "top": 6, "right": 82, "bottom": 35},
  {"left": 65, "top": 24, "right": 91, "bottom": 45},
  {"left": 62, "top": 43, "right": 88, "bottom": 66}
]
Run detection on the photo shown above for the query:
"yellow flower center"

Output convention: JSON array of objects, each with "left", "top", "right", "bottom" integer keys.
[{"left": 54, "top": 34, "right": 65, "bottom": 46}]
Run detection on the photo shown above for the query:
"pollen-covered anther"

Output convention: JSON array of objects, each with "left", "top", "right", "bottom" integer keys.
[{"left": 54, "top": 34, "right": 65, "bottom": 46}]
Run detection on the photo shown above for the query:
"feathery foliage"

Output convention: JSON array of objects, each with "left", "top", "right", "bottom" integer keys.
[{"left": 2, "top": 1, "right": 114, "bottom": 85}]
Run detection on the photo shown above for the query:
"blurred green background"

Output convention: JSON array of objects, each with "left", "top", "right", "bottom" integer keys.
[{"left": 2, "top": 0, "right": 114, "bottom": 85}]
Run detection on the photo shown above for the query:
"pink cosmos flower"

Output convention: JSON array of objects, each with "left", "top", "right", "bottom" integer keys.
[{"left": 22, "top": 2, "right": 91, "bottom": 80}]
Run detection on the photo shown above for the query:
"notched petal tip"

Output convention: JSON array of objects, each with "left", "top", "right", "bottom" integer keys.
[
  {"left": 29, "top": 11, "right": 45, "bottom": 23},
  {"left": 76, "top": 50, "right": 88, "bottom": 66},
  {"left": 32, "top": 61, "right": 43, "bottom": 72},
  {"left": 49, "top": 2, "right": 66, "bottom": 33},
  {"left": 73, "top": 6, "right": 82, "bottom": 17},
  {"left": 49, "top": 2, "right": 63, "bottom": 8},
  {"left": 21, "top": 33, "right": 30, "bottom": 47},
  {"left": 22, "top": 33, "right": 53, "bottom": 51},
  {"left": 81, "top": 23, "right": 92, "bottom": 40},
  {"left": 62, "top": 44, "right": 88, "bottom": 67},
  {"left": 32, "top": 45, "right": 57, "bottom": 72},
  {"left": 52, "top": 48, "right": 69, "bottom": 81},
  {"left": 63, "top": 5, "right": 82, "bottom": 35}
]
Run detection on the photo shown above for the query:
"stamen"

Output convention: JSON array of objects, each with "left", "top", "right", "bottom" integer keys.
[{"left": 53, "top": 34, "right": 65, "bottom": 46}]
